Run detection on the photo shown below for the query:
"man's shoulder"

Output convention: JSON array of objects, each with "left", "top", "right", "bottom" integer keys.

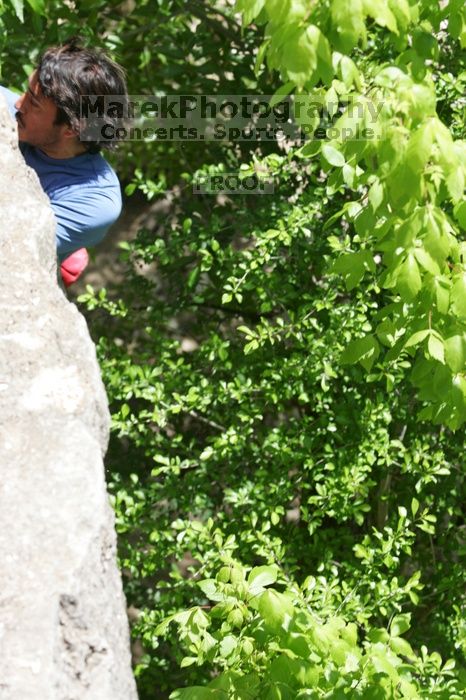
[
  {"left": 66, "top": 151, "right": 120, "bottom": 194},
  {"left": 52, "top": 153, "right": 122, "bottom": 218},
  {"left": 83, "top": 151, "right": 120, "bottom": 186},
  {"left": 25, "top": 146, "right": 120, "bottom": 196}
]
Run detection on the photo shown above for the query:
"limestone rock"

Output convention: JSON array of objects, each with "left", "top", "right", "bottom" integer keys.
[{"left": 0, "top": 95, "right": 138, "bottom": 700}]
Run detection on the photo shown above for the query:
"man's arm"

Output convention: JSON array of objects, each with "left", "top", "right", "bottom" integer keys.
[{"left": 52, "top": 186, "right": 122, "bottom": 261}]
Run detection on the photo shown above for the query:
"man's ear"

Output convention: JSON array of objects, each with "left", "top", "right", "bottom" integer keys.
[{"left": 62, "top": 125, "right": 79, "bottom": 139}]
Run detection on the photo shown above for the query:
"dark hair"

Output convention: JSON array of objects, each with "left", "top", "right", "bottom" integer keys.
[{"left": 37, "top": 37, "right": 128, "bottom": 153}]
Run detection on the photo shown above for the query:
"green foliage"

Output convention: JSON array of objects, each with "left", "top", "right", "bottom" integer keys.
[
  {"left": 234, "top": 0, "right": 466, "bottom": 429},
  {"left": 157, "top": 560, "right": 464, "bottom": 698},
  {"left": 2, "top": 0, "right": 465, "bottom": 698},
  {"left": 87, "top": 159, "right": 464, "bottom": 695}
]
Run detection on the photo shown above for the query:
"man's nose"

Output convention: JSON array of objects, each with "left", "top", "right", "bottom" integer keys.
[{"left": 15, "top": 92, "right": 26, "bottom": 111}]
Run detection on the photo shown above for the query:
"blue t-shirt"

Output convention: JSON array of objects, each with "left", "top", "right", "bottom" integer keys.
[{"left": 0, "top": 85, "right": 122, "bottom": 261}]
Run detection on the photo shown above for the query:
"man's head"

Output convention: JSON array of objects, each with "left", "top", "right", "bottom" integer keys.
[{"left": 15, "top": 38, "right": 127, "bottom": 157}]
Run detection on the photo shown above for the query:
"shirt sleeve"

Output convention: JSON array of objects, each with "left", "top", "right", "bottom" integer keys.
[{"left": 52, "top": 186, "right": 122, "bottom": 261}]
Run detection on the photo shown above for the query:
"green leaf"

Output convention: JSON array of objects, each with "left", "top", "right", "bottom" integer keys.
[
  {"left": 155, "top": 609, "right": 196, "bottom": 636},
  {"left": 25, "top": 0, "right": 44, "bottom": 14},
  {"left": 433, "top": 277, "right": 450, "bottom": 314},
  {"left": 341, "top": 623, "right": 358, "bottom": 647},
  {"left": 444, "top": 335, "right": 466, "bottom": 373},
  {"left": 322, "top": 144, "right": 345, "bottom": 167},
  {"left": 388, "top": 0, "right": 412, "bottom": 32},
  {"left": 323, "top": 201, "right": 360, "bottom": 230},
  {"left": 342, "top": 163, "right": 356, "bottom": 187},
  {"left": 198, "top": 579, "right": 224, "bottom": 602},
  {"left": 329, "top": 639, "right": 351, "bottom": 666},
  {"left": 424, "top": 209, "right": 453, "bottom": 264},
  {"left": 387, "top": 162, "right": 421, "bottom": 206},
  {"left": 200, "top": 446, "right": 214, "bottom": 461},
  {"left": 448, "top": 9, "right": 463, "bottom": 40},
  {"left": 299, "top": 138, "right": 321, "bottom": 158},
  {"left": 370, "top": 649, "right": 400, "bottom": 681},
  {"left": 238, "top": 325, "right": 256, "bottom": 338},
  {"left": 431, "top": 119, "right": 465, "bottom": 202},
  {"left": 413, "top": 247, "right": 440, "bottom": 276},
  {"left": 362, "top": 0, "right": 398, "bottom": 33},
  {"left": 219, "top": 635, "right": 237, "bottom": 658},
  {"left": 155, "top": 617, "right": 173, "bottom": 636},
  {"left": 405, "top": 330, "right": 430, "bottom": 348},
  {"left": 269, "top": 81, "right": 295, "bottom": 108},
  {"left": 308, "top": 24, "right": 333, "bottom": 84},
  {"left": 8, "top": 0, "right": 24, "bottom": 20},
  {"left": 368, "top": 180, "right": 384, "bottom": 211},
  {"left": 237, "top": 0, "right": 266, "bottom": 25},
  {"left": 451, "top": 274, "right": 466, "bottom": 318},
  {"left": 281, "top": 26, "right": 317, "bottom": 88},
  {"left": 248, "top": 565, "right": 278, "bottom": 594},
  {"left": 355, "top": 207, "right": 377, "bottom": 239},
  {"left": 266, "top": 0, "right": 307, "bottom": 23},
  {"left": 309, "top": 622, "right": 338, "bottom": 655},
  {"left": 254, "top": 38, "right": 270, "bottom": 75},
  {"left": 257, "top": 589, "right": 294, "bottom": 631},
  {"left": 331, "top": 0, "right": 366, "bottom": 51},
  {"left": 368, "top": 629, "right": 390, "bottom": 644},
  {"left": 405, "top": 122, "right": 434, "bottom": 173},
  {"left": 395, "top": 254, "right": 422, "bottom": 300},
  {"left": 339, "top": 55, "right": 361, "bottom": 89},
  {"left": 123, "top": 189, "right": 137, "bottom": 211},
  {"left": 445, "top": 163, "right": 465, "bottom": 204},
  {"left": 428, "top": 334, "right": 445, "bottom": 364},
  {"left": 390, "top": 613, "right": 411, "bottom": 636},
  {"left": 332, "top": 250, "right": 375, "bottom": 290},
  {"left": 341, "top": 335, "right": 380, "bottom": 370},
  {"left": 413, "top": 30, "right": 438, "bottom": 59},
  {"left": 390, "top": 636, "right": 415, "bottom": 658},
  {"left": 453, "top": 200, "right": 466, "bottom": 230}
]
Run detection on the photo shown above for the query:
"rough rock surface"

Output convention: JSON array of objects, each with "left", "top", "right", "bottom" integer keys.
[{"left": 0, "top": 96, "right": 138, "bottom": 700}]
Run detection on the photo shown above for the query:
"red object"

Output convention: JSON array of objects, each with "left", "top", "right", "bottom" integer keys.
[{"left": 60, "top": 248, "right": 89, "bottom": 287}]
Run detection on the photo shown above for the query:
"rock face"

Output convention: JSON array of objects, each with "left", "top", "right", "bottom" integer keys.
[{"left": 0, "top": 97, "right": 138, "bottom": 699}]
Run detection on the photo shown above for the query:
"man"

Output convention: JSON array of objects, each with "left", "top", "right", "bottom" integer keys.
[{"left": 0, "top": 39, "right": 128, "bottom": 286}]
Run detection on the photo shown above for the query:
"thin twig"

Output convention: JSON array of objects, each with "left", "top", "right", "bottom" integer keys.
[{"left": 188, "top": 410, "right": 225, "bottom": 432}]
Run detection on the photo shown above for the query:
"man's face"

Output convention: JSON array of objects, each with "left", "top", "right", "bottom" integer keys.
[{"left": 14, "top": 72, "right": 69, "bottom": 149}]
